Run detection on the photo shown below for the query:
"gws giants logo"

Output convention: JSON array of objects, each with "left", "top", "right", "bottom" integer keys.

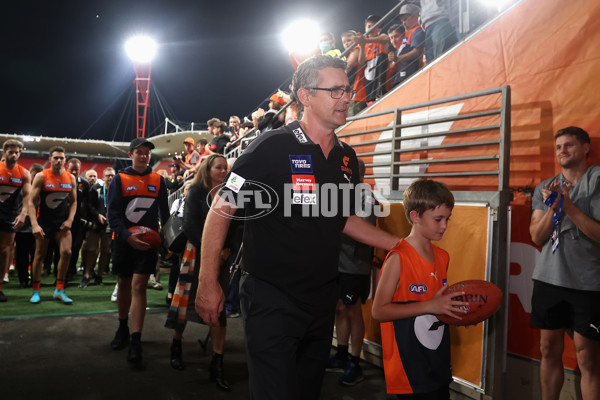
[
  {"left": 341, "top": 156, "right": 352, "bottom": 174},
  {"left": 0, "top": 185, "right": 19, "bottom": 203},
  {"left": 44, "top": 192, "right": 69, "bottom": 209}
]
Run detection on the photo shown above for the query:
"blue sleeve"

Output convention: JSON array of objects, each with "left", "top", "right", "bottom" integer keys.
[
  {"left": 106, "top": 173, "right": 131, "bottom": 242},
  {"left": 413, "top": 27, "right": 425, "bottom": 49}
]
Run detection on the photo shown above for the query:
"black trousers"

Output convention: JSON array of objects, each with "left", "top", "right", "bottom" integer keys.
[
  {"left": 67, "top": 222, "right": 86, "bottom": 278},
  {"left": 240, "top": 273, "right": 337, "bottom": 400},
  {"left": 15, "top": 231, "right": 35, "bottom": 285}
]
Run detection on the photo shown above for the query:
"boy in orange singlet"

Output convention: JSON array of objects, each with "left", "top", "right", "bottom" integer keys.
[
  {"left": 28, "top": 146, "right": 77, "bottom": 304},
  {"left": 372, "top": 179, "right": 467, "bottom": 399}
]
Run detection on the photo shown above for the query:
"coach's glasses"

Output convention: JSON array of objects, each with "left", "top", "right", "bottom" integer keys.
[{"left": 307, "top": 86, "right": 356, "bottom": 100}]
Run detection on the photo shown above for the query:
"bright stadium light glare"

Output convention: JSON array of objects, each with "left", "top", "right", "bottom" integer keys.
[
  {"left": 125, "top": 36, "right": 157, "bottom": 63},
  {"left": 282, "top": 20, "right": 320, "bottom": 53},
  {"left": 477, "top": 0, "right": 513, "bottom": 11}
]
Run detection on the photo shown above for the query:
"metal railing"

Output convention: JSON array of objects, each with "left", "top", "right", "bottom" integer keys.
[{"left": 339, "top": 85, "right": 511, "bottom": 204}]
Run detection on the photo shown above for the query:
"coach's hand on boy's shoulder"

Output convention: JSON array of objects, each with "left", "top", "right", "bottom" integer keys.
[{"left": 430, "top": 286, "right": 469, "bottom": 321}]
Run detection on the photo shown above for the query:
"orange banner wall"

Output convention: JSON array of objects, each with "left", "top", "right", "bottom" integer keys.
[{"left": 342, "top": 0, "right": 600, "bottom": 371}]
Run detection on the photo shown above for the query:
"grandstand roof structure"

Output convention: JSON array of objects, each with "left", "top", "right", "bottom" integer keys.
[{"left": 0, "top": 130, "right": 211, "bottom": 160}]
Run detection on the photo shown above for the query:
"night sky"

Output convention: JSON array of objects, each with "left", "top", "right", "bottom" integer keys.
[{"left": 1, "top": 0, "right": 397, "bottom": 142}]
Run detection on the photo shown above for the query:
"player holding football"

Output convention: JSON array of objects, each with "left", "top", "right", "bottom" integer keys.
[
  {"left": 372, "top": 179, "right": 468, "bottom": 398},
  {"left": 107, "top": 137, "right": 169, "bottom": 364}
]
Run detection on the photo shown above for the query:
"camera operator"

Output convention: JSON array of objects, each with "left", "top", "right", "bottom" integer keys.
[
  {"left": 80, "top": 167, "right": 115, "bottom": 287},
  {"left": 166, "top": 163, "right": 184, "bottom": 194}
]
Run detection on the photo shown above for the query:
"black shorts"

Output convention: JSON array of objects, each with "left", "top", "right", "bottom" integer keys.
[
  {"left": 111, "top": 240, "right": 158, "bottom": 278},
  {"left": 39, "top": 222, "right": 63, "bottom": 239},
  {"left": 531, "top": 280, "right": 600, "bottom": 341},
  {"left": 338, "top": 272, "right": 370, "bottom": 305},
  {"left": 0, "top": 220, "right": 15, "bottom": 233}
]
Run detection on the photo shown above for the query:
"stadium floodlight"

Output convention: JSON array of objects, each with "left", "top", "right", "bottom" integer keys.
[
  {"left": 282, "top": 19, "right": 320, "bottom": 53},
  {"left": 125, "top": 36, "right": 157, "bottom": 63},
  {"left": 125, "top": 35, "right": 156, "bottom": 138}
]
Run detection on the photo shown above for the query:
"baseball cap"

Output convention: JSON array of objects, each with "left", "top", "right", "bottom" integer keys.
[
  {"left": 183, "top": 137, "right": 195, "bottom": 145},
  {"left": 129, "top": 137, "right": 155, "bottom": 151},
  {"left": 399, "top": 4, "right": 420, "bottom": 16},
  {"left": 270, "top": 93, "right": 287, "bottom": 106}
]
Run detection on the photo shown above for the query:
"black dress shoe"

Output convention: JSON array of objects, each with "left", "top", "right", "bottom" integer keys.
[
  {"left": 110, "top": 328, "right": 129, "bottom": 350},
  {"left": 170, "top": 342, "right": 184, "bottom": 370},
  {"left": 127, "top": 340, "right": 142, "bottom": 364}
]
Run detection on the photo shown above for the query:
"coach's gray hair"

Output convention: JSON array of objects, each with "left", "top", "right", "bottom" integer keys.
[{"left": 292, "top": 55, "right": 347, "bottom": 116}]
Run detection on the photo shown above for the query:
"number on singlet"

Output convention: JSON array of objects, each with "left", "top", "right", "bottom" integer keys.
[
  {"left": 0, "top": 185, "right": 19, "bottom": 203},
  {"left": 125, "top": 197, "right": 155, "bottom": 223}
]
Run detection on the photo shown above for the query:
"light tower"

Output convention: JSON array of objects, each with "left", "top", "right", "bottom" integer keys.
[{"left": 125, "top": 36, "right": 157, "bottom": 138}]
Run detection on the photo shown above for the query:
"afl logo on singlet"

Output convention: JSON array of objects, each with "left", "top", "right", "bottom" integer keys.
[
  {"left": 409, "top": 283, "right": 428, "bottom": 295},
  {"left": 125, "top": 185, "right": 138, "bottom": 192}
]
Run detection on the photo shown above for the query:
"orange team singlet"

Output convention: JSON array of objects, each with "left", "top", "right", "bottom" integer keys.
[
  {"left": 379, "top": 239, "right": 452, "bottom": 395},
  {"left": 118, "top": 172, "right": 162, "bottom": 230},
  {"left": 37, "top": 169, "right": 73, "bottom": 231},
  {"left": 0, "top": 161, "right": 26, "bottom": 225}
]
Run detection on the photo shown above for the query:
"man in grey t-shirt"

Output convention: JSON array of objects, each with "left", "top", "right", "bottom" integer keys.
[{"left": 529, "top": 126, "right": 600, "bottom": 400}]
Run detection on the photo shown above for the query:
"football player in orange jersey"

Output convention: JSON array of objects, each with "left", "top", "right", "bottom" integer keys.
[
  {"left": 0, "top": 139, "right": 31, "bottom": 302},
  {"left": 28, "top": 146, "right": 77, "bottom": 304}
]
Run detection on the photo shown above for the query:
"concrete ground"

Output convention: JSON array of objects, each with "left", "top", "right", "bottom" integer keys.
[{"left": 1, "top": 309, "right": 394, "bottom": 400}]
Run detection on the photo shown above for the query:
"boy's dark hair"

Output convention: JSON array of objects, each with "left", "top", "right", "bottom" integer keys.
[
  {"left": 48, "top": 146, "right": 66, "bottom": 156},
  {"left": 554, "top": 126, "right": 590, "bottom": 144},
  {"left": 388, "top": 24, "right": 405, "bottom": 35},
  {"left": 206, "top": 117, "right": 221, "bottom": 127},
  {"left": 198, "top": 138, "right": 208, "bottom": 146},
  {"left": 403, "top": 179, "right": 454, "bottom": 224},
  {"left": 30, "top": 163, "right": 44, "bottom": 173},
  {"left": 366, "top": 15, "right": 381, "bottom": 24}
]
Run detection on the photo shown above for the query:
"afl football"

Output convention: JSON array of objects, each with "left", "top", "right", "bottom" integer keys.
[
  {"left": 128, "top": 226, "right": 162, "bottom": 249},
  {"left": 437, "top": 279, "right": 502, "bottom": 326}
]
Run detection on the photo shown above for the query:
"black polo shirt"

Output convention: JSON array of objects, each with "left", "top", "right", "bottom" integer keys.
[{"left": 219, "top": 121, "right": 360, "bottom": 307}]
